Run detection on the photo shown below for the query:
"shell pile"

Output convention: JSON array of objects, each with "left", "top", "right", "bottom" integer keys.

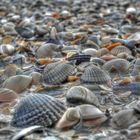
[{"left": 1, "top": 0, "right": 140, "bottom": 139}]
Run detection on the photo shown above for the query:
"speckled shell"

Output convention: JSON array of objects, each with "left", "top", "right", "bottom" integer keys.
[
  {"left": 111, "top": 46, "right": 132, "bottom": 56},
  {"left": 111, "top": 109, "right": 138, "bottom": 129},
  {"left": 11, "top": 94, "right": 66, "bottom": 128},
  {"left": 103, "top": 59, "right": 130, "bottom": 73},
  {"left": 0, "top": 88, "right": 17, "bottom": 102},
  {"left": 0, "top": 44, "right": 15, "bottom": 55},
  {"left": 66, "top": 86, "right": 99, "bottom": 107},
  {"left": 43, "top": 62, "right": 75, "bottom": 85},
  {"left": 82, "top": 48, "right": 97, "bottom": 57},
  {"left": 80, "top": 65, "right": 111, "bottom": 84},
  {"left": 36, "top": 43, "right": 61, "bottom": 58},
  {"left": 2, "top": 75, "right": 32, "bottom": 93}
]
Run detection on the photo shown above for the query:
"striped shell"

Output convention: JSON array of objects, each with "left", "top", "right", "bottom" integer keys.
[
  {"left": 66, "top": 86, "right": 99, "bottom": 107},
  {"left": 111, "top": 46, "right": 132, "bottom": 56},
  {"left": 2, "top": 75, "right": 32, "bottom": 93},
  {"left": 36, "top": 43, "right": 61, "bottom": 58},
  {"left": 0, "top": 88, "right": 17, "bottom": 102},
  {"left": 11, "top": 94, "right": 66, "bottom": 128},
  {"left": 43, "top": 62, "right": 75, "bottom": 85},
  {"left": 103, "top": 59, "right": 130, "bottom": 73},
  {"left": 0, "top": 44, "right": 15, "bottom": 55},
  {"left": 80, "top": 65, "right": 111, "bottom": 84}
]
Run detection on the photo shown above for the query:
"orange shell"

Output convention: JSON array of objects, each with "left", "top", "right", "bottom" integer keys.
[
  {"left": 106, "top": 43, "right": 122, "bottom": 51},
  {"left": 67, "top": 76, "right": 80, "bottom": 82},
  {"left": 37, "top": 58, "right": 53, "bottom": 65}
]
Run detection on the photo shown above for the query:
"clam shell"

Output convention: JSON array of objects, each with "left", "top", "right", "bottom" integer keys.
[
  {"left": 11, "top": 94, "right": 66, "bottom": 128},
  {"left": 43, "top": 62, "right": 75, "bottom": 85},
  {"left": 0, "top": 44, "right": 15, "bottom": 55},
  {"left": 80, "top": 65, "right": 111, "bottom": 84},
  {"left": 96, "top": 48, "right": 109, "bottom": 57},
  {"left": 101, "top": 54, "right": 117, "bottom": 61},
  {"left": 36, "top": 43, "right": 61, "bottom": 58},
  {"left": 0, "top": 88, "right": 17, "bottom": 102},
  {"left": 82, "top": 48, "right": 97, "bottom": 57},
  {"left": 66, "top": 86, "right": 99, "bottom": 107},
  {"left": 111, "top": 46, "right": 132, "bottom": 56},
  {"left": 103, "top": 59, "right": 130, "bottom": 73},
  {"left": 2, "top": 75, "right": 32, "bottom": 93},
  {"left": 111, "top": 109, "right": 138, "bottom": 129}
]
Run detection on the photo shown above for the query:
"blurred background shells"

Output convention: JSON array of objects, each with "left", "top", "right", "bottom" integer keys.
[
  {"left": 0, "top": 44, "right": 15, "bottom": 55},
  {"left": 11, "top": 94, "right": 66, "bottom": 128}
]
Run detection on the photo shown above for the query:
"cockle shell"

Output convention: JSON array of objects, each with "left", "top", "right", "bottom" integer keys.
[
  {"left": 80, "top": 65, "right": 111, "bottom": 85},
  {"left": 111, "top": 46, "right": 132, "bottom": 56},
  {"left": 111, "top": 109, "right": 138, "bottom": 129},
  {"left": 103, "top": 59, "right": 130, "bottom": 73},
  {"left": 11, "top": 94, "right": 66, "bottom": 128},
  {"left": 43, "top": 61, "right": 75, "bottom": 85},
  {"left": 2, "top": 75, "right": 32, "bottom": 93},
  {"left": 56, "top": 104, "right": 107, "bottom": 129},
  {"left": 66, "top": 86, "right": 99, "bottom": 107},
  {"left": 0, "top": 88, "right": 17, "bottom": 103},
  {"left": 0, "top": 44, "right": 15, "bottom": 55}
]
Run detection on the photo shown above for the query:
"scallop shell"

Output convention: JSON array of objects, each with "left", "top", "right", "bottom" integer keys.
[
  {"left": 11, "top": 94, "right": 66, "bottom": 128},
  {"left": 66, "top": 86, "right": 99, "bottom": 107},
  {"left": 36, "top": 43, "right": 61, "bottom": 58},
  {"left": 0, "top": 88, "right": 17, "bottom": 102},
  {"left": 111, "top": 46, "right": 132, "bottom": 56},
  {"left": 103, "top": 59, "right": 130, "bottom": 73},
  {"left": 82, "top": 48, "right": 97, "bottom": 57},
  {"left": 0, "top": 44, "right": 15, "bottom": 55},
  {"left": 43, "top": 61, "right": 75, "bottom": 85},
  {"left": 80, "top": 65, "right": 111, "bottom": 84},
  {"left": 2, "top": 75, "right": 32, "bottom": 93},
  {"left": 111, "top": 109, "right": 138, "bottom": 129}
]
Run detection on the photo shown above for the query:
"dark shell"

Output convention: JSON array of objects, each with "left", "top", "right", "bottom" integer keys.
[
  {"left": 80, "top": 65, "right": 111, "bottom": 84},
  {"left": 11, "top": 94, "right": 66, "bottom": 128},
  {"left": 103, "top": 59, "right": 130, "bottom": 73},
  {"left": 43, "top": 61, "right": 75, "bottom": 85},
  {"left": 111, "top": 46, "right": 132, "bottom": 56},
  {"left": 66, "top": 86, "right": 99, "bottom": 107}
]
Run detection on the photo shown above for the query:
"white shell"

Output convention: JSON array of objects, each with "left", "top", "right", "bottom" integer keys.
[{"left": 0, "top": 44, "right": 15, "bottom": 55}]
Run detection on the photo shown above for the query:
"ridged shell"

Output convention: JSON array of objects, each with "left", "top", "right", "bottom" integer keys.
[
  {"left": 66, "top": 86, "right": 99, "bottom": 107},
  {"left": 11, "top": 94, "right": 66, "bottom": 128},
  {"left": 0, "top": 88, "right": 17, "bottom": 102},
  {"left": 2, "top": 75, "right": 32, "bottom": 93},
  {"left": 0, "top": 44, "right": 15, "bottom": 55},
  {"left": 82, "top": 48, "right": 97, "bottom": 57},
  {"left": 90, "top": 57, "right": 106, "bottom": 67},
  {"left": 36, "top": 43, "right": 61, "bottom": 58},
  {"left": 80, "top": 65, "right": 111, "bottom": 84},
  {"left": 43, "top": 62, "right": 75, "bottom": 85},
  {"left": 111, "top": 109, "right": 138, "bottom": 129},
  {"left": 103, "top": 59, "right": 130, "bottom": 73},
  {"left": 111, "top": 46, "right": 132, "bottom": 56}
]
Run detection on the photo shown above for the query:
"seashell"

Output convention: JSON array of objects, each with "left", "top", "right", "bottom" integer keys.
[
  {"left": 0, "top": 88, "right": 17, "bottom": 103},
  {"left": 100, "top": 54, "right": 117, "bottom": 61},
  {"left": 82, "top": 48, "right": 97, "bottom": 57},
  {"left": 0, "top": 44, "right": 15, "bottom": 55},
  {"left": 117, "top": 52, "right": 129, "bottom": 59},
  {"left": 80, "top": 65, "right": 111, "bottom": 85},
  {"left": 56, "top": 104, "right": 107, "bottom": 129},
  {"left": 11, "top": 94, "right": 66, "bottom": 128},
  {"left": 96, "top": 48, "right": 109, "bottom": 57},
  {"left": 66, "top": 86, "right": 99, "bottom": 107},
  {"left": 30, "top": 72, "right": 42, "bottom": 85},
  {"left": 36, "top": 43, "right": 61, "bottom": 58},
  {"left": 3, "top": 75, "right": 32, "bottom": 93},
  {"left": 105, "top": 43, "right": 122, "bottom": 51},
  {"left": 111, "top": 109, "right": 138, "bottom": 129},
  {"left": 133, "top": 58, "right": 140, "bottom": 69},
  {"left": 111, "top": 46, "right": 132, "bottom": 56},
  {"left": 103, "top": 59, "right": 130, "bottom": 73},
  {"left": 43, "top": 61, "right": 75, "bottom": 85},
  {"left": 90, "top": 57, "right": 106, "bottom": 67}
]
